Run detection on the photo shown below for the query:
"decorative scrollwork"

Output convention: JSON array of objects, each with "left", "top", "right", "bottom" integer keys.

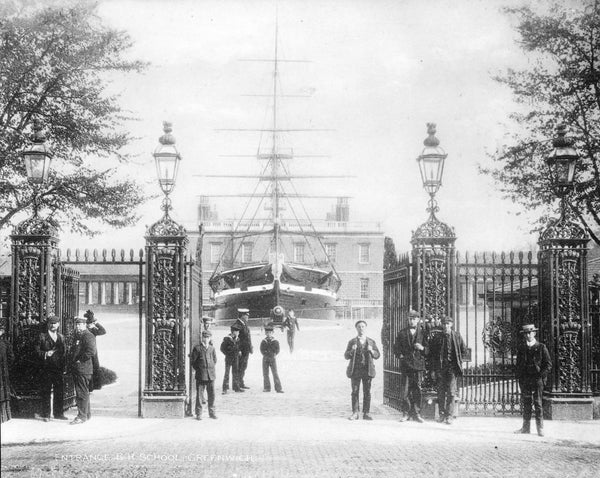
[
  {"left": 558, "top": 330, "right": 582, "bottom": 393},
  {"left": 152, "top": 329, "right": 177, "bottom": 391},
  {"left": 482, "top": 317, "right": 513, "bottom": 355},
  {"left": 422, "top": 256, "right": 448, "bottom": 323},
  {"left": 412, "top": 213, "right": 456, "bottom": 241},
  {"left": 555, "top": 255, "right": 582, "bottom": 324},
  {"left": 539, "top": 216, "right": 587, "bottom": 242},
  {"left": 12, "top": 216, "right": 59, "bottom": 237},
  {"left": 147, "top": 213, "right": 186, "bottom": 238}
]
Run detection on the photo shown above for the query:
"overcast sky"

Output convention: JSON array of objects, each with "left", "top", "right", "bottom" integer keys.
[{"left": 57, "top": 0, "right": 551, "bottom": 253}]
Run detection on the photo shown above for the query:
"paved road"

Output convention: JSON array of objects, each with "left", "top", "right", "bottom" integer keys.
[{"left": 2, "top": 316, "right": 599, "bottom": 477}]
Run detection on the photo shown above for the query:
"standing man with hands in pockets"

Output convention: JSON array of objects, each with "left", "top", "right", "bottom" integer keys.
[
  {"left": 394, "top": 310, "right": 427, "bottom": 423},
  {"left": 344, "top": 320, "right": 380, "bottom": 421}
]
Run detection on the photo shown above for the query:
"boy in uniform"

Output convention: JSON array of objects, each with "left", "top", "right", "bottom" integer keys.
[
  {"left": 191, "top": 330, "right": 217, "bottom": 420},
  {"left": 260, "top": 323, "right": 283, "bottom": 393}
]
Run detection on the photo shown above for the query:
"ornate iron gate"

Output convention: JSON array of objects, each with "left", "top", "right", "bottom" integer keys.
[
  {"left": 382, "top": 253, "right": 411, "bottom": 409},
  {"left": 384, "top": 249, "right": 540, "bottom": 416},
  {"left": 456, "top": 251, "right": 538, "bottom": 416},
  {"left": 590, "top": 274, "right": 600, "bottom": 394}
]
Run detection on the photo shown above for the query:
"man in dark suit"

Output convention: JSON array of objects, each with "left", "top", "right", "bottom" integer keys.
[
  {"left": 428, "top": 316, "right": 466, "bottom": 425},
  {"left": 234, "top": 308, "right": 253, "bottom": 389},
  {"left": 69, "top": 317, "right": 97, "bottom": 425},
  {"left": 35, "top": 315, "right": 67, "bottom": 421},
  {"left": 514, "top": 324, "right": 551, "bottom": 437},
  {"left": 220, "top": 324, "right": 243, "bottom": 394},
  {"left": 394, "top": 309, "right": 427, "bottom": 423},
  {"left": 84, "top": 310, "right": 106, "bottom": 391},
  {"left": 191, "top": 330, "right": 218, "bottom": 420},
  {"left": 344, "top": 320, "right": 380, "bottom": 421}
]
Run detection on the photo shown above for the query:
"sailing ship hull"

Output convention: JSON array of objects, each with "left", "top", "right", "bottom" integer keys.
[{"left": 213, "top": 281, "right": 337, "bottom": 321}]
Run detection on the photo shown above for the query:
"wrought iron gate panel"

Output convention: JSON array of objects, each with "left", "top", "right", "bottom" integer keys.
[
  {"left": 589, "top": 274, "right": 600, "bottom": 394},
  {"left": 456, "top": 251, "right": 538, "bottom": 416},
  {"left": 382, "top": 253, "right": 411, "bottom": 409}
]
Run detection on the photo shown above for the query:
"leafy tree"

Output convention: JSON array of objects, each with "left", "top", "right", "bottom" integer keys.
[
  {"left": 482, "top": 1, "right": 600, "bottom": 246},
  {"left": 383, "top": 236, "right": 398, "bottom": 270},
  {"left": 0, "top": 1, "right": 148, "bottom": 236}
]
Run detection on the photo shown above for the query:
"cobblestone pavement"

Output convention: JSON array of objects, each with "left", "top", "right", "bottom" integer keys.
[{"left": 2, "top": 315, "right": 599, "bottom": 477}]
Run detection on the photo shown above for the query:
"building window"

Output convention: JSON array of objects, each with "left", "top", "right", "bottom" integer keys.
[
  {"left": 360, "top": 278, "right": 370, "bottom": 299},
  {"left": 325, "top": 243, "right": 337, "bottom": 263},
  {"left": 210, "top": 243, "right": 221, "bottom": 264},
  {"left": 359, "top": 243, "right": 370, "bottom": 264},
  {"left": 242, "top": 242, "right": 253, "bottom": 263},
  {"left": 294, "top": 243, "right": 305, "bottom": 263}
]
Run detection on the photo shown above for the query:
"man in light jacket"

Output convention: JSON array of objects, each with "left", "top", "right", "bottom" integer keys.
[{"left": 344, "top": 320, "right": 380, "bottom": 421}]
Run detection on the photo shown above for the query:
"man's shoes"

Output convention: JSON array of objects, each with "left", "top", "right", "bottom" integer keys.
[
  {"left": 241, "top": 386, "right": 250, "bottom": 389},
  {"left": 70, "top": 417, "right": 85, "bottom": 425},
  {"left": 196, "top": 415, "right": 202, "bottom": 421},
  {"left": 514, "top": 427, "right": 530, "bottom": 434},
  {"left": 263, "top": 389, "right": 271, "bottom": 392},
  {"left": 348, "top": 413, "right": 359, "bottom": 421},
  {"left": 222, "top": 390, "right": 228, "bottom": 395},
  {"left": 34, "top": 413, "right": 50, "bottom": 422},
  {"left": 209, "top": 414, "right": 218, "bottom": 420},
  {"left": 54, "top": 415, "right": 69, "bottom": 421},
  {"left": 234, "top": 389, "right": 245, "bottom": 393},
  {"left": 276, "top": 390, "right": 284, "bottom": 393},
  {"left": 398, "top": 414, "right": 409, "bottom": 422},
  {"left": 536, "top": 425, "right": 544, "bottom": 437},
  {"left": 363, "top": 414, "right": 373, "bottom": 421},
  {"left": 444, "top": 417, "right": 454, "bottom": 425},
  {"left": 436, "top": 416, "right": 446, "bottom": 423},
  {"left": 412, "top": 414, "right": 424, "bottom": 423}
]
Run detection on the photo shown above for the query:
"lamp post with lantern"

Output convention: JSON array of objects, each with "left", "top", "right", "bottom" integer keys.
[
  {"left": 411, "top": 123, "right": 457, "bottom": 329},
  {"left": 409, "top": 124, "right": 458, "bottom": 414},
  {"left": 142, "top": 121, "right": 190, "bottom": 418},
  {"left": 10, "top": 120, "right": 61, "bottom": 417},
  {"left": 538, "top": 123, "right": 593, "bottom": 420}
]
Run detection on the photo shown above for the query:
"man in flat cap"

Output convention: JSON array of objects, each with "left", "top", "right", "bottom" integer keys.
[
  {"left": 191, "top": 330, "right": 217, "bottom": 420},
  {"left": 394, "top": 309, "right": 427, "bottom": 423},
  {"left": 35, "top": 315, "right": 67, "bottom": 421},
  {"left": 344, "top": 320, "right": 380, "bottom": 420},
  {"left": 260, "top": 323, "right": 283, "bottom": 393},
  {"left": 233, "top": 308, "right": 253, "bottom": 389},
  {"left": 428, "top": 316, "right": 466, "bottom": 425},
  {"left": 69, "top": 317, "right": 97, "bottom": 425},
  {"left": 220, "top": 323, "right": 243, "bottom": 393},
  {"left": 514, "top": 324, "right": 551, "bottom": 437}
]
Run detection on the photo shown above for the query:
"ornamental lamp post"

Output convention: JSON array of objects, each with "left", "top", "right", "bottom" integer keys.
[
  {"left": 416, "top": 122, "right": 447, "bottom": 215},
  {"left": 153, "top": 121, "right": 181, "bottom": 211},
  {"left": 538, "top": 123, "right": 593, "bottom": 419},
  {"left": 545, "top": 123, "right": 578, "bottom": 203},
  {"left": 22, "top": 120, "right": 53, "bottom": 184}
]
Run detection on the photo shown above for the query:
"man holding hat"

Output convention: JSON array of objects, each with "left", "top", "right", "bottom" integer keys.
[
  {"left": 344, "top": 320, "right": 380, "bottom": 420},
  {"left": 260, "top": 323, "right": 283, "bottom": 393},
  {"left": 220, "top": 323, "right": 243, "bottom": 393},
  {"left": 234, "top": 308, "right": 253, "bottom": 389},
  {"left": 515, "top": 324, "right": 551, "bottom": 437},
  {"left": 394, "top": 309, "right": 427, "bottom": 423},
  {"left": 84, "top": 310, "right": 106, "bottom": 392},
  {"left": 69, "top": 317, "right": 97, "bottom": 425},
  {"left": 428, "top": 316, "right": 466, "bottom": 425},
  {"left": 191, "top": 330, "right": 217, "bottom": 420},
  {"left": 35, "top": 315, "right": 67, "bottom": 421}
]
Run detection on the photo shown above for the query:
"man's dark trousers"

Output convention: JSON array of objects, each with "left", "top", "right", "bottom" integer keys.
[
  {"left": 72, "top": 373, "right": 92, "bottom": 421},
  {"left": 262, "top": 357, "right": 282, "bottom": 392},
  {"left": 400, "top": 370, "right": 422, "bottom": 417},
  {"left": 350, "top": 376, "right": 372, "bottom": 414},
  {"left": 41, "top": 370, "right": 64, "bottom": 418}
]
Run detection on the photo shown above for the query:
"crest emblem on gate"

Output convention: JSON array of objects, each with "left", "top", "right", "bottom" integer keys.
[{"left": 482, "top": 316, "right": 513, "bottom": 355}]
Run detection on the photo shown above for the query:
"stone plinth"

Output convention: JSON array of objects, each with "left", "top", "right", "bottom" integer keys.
[
  {"left": 141, "top": 395, "right": 186, "bottom": 418},
  {"left": 543, "top": 396, "right": 594, "bottom": 420}
]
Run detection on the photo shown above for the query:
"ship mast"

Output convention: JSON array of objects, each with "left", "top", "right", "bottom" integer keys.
[{"left": 271, "top": 17, "right": 281, "bottom": 265}]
